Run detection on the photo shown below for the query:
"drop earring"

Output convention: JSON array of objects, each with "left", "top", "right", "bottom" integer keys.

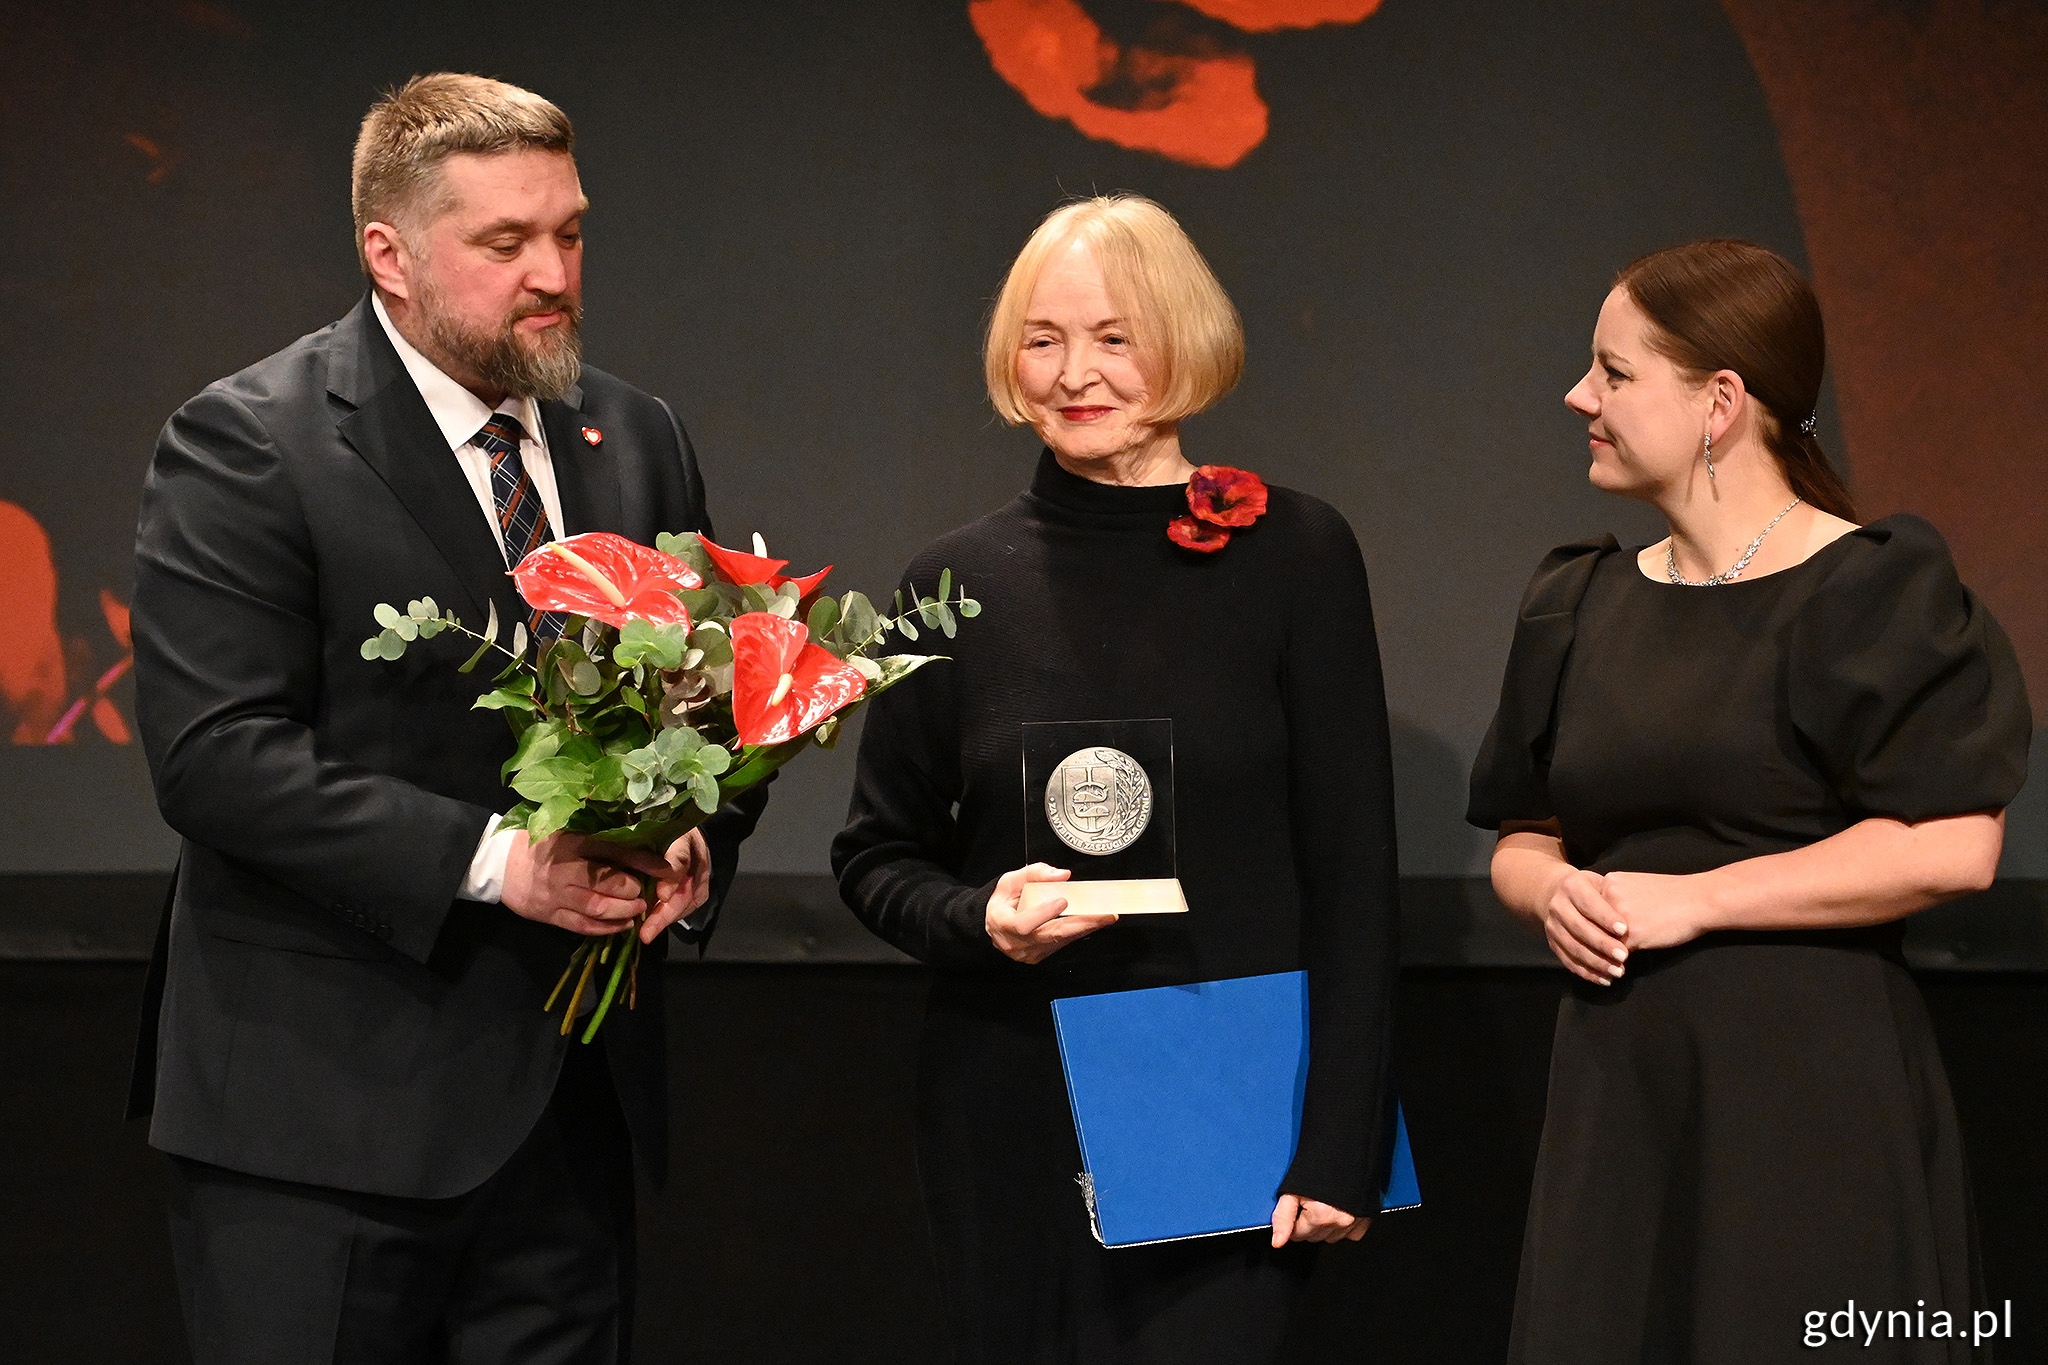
[{"left": 1703, "top": 431, "right": 1717, "bottom": 485}]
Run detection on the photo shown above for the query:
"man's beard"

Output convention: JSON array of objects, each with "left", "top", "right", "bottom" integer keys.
[{"left": 419, "top": 282, "right": 584, "bottom": 402}]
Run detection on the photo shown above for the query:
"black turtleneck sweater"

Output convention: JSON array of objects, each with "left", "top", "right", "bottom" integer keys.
[{"left": 832, "top": 451, "right": 1399, "bottom": 1213}]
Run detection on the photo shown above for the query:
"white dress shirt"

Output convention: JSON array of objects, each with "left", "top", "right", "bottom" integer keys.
[{"left": 371, "top": 294, "right": 564, "bottom": 903}]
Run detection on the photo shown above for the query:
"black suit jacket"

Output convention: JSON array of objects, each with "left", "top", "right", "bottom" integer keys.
[{"left": 128, "top": 296, "right": 765, "bottom": 1199}]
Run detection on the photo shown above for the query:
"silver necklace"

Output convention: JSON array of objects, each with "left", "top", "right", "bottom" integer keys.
[{"left": 1665, "top": 497, "right": 1803, "bottom": 586}]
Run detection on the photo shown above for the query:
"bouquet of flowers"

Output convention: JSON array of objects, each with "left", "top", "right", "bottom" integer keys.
[{"left": 364, "top": 529, "right": 975, "bottom": 1041}]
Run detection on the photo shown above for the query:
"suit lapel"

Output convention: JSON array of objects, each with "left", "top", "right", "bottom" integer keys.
[
  {"left": 540, "top": 388, "right": 623, "bottom": 537},
  {"left": 327, "top": 298, "right": 518, "bottom": 624}
]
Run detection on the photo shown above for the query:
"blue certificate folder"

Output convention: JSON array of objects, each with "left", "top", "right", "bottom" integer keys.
[{"left": 1052, "top": 970, "right": 1419, "bottom": 1248}]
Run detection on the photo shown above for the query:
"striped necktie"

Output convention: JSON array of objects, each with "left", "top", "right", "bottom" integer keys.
[{"left": 472, "top": 412, "right": 568, "bottom": 640}]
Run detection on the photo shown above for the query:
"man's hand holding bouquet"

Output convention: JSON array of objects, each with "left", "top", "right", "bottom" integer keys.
[{"left": 366, "top": 529, "right": 974, "bottom": 1041}]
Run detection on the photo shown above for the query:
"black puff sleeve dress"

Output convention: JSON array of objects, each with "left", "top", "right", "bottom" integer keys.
[
  {"left": 1468, "top": 515, "right": 2031, "bottom": 1364},
  {"left": 834, "top": 452, "right": 1401, "bottom": 1364}
]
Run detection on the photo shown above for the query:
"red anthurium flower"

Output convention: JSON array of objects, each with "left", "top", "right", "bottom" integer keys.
[
  {"left": 697, "top": 534, "right": 835, "bottom": 603},
  {"left": 1187, "top": 466, "right": 1269, "bottom": 528},
  {"left": 511, "top": 531, "right": 702, "bottom": 629},
  {"left": 1167, "top": 515, "right": 1232, "bottom": 553},
  {"left": 696, "top": 535, "right": 786, "bottom": 585},
  {"left": 731, "top": 612, "right": 867, "bottom": 745}
]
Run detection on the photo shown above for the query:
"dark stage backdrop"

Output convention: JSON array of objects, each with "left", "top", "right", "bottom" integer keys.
[{"left": 1, "top": 0, "right": 2041, "bottom": 893}]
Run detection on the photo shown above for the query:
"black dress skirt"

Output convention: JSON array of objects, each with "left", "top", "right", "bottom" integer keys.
[
  {"left": 1468, "top": 515, "right": 2032, "bottom": 1364},
  {"left": 833, "top": 453, "right": 1402, "bottom": 1364}
]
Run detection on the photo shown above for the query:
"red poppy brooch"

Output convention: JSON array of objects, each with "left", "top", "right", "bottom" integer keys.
[{"left": 1168, "top": 466, "right": 1269, "bottom": 553}]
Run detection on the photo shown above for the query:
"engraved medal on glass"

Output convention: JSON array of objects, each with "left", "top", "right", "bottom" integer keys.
[{"left": 1022, "top": 720, "right": 1186, "bottom": 916}]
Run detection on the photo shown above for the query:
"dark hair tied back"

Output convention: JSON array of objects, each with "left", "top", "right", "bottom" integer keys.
[{"left": 1615, "top": 240, "right": 1857, "bottom": 521}]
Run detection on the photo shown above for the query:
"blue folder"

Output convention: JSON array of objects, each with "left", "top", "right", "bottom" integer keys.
[{"left": 1051, "top": 970, "right": 1419, "bottom": 1248}]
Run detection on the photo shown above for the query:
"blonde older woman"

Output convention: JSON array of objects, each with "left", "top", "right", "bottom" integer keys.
[{"left": 833, "top": 196, "right": 1400, "bottom": 1363}]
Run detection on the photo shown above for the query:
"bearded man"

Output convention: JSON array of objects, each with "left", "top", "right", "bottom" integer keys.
[{"left": 128, "top": 73, "right": 765, "bottom": 1364}]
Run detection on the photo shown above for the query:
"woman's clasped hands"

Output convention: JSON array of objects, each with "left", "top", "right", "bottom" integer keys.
[{"left": 1538, "top": 866, "right": 1715, "bottom": 985}]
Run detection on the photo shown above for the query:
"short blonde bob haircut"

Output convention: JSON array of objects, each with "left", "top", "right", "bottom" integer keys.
[
  {"left": 984, "top": 196, "right": 1244, "bottom": 427},
  {"left": 351, "top": 73, "right": 574, "bottom": 273}
]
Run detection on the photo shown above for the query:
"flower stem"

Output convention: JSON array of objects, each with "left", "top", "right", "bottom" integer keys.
[
  {"left": 439, "top": 616, "right": 539, "bottom": 674},
  {"left": 580, "top": 917, "right": 644, "bottom": 1043},
  {"left": 544, "top": 941, "right": 593, "bottom": 1012},
  {"left": 560, "top": 940, "right": 602, "bottom": 1036}
]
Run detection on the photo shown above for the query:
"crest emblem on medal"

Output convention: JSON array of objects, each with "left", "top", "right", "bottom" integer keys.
[{"left": 1045, "top": 746, "right": 1152, "bottom": 856}]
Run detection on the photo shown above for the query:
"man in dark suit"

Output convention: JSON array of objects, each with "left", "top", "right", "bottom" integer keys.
[{"left": 128, "top": 73, "right": 764, "bottom": 1364}]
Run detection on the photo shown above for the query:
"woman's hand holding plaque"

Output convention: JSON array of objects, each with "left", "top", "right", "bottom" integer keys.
[{"left": 985, "top": 863, "right": 1118, "bottom": 964}]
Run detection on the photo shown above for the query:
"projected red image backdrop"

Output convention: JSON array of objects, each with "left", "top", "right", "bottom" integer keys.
[
  {"left": 0, "top": 503, "right": 134, "bottom": 746},
  {"left": 970, "top": 0, "right": 1381, "bottom": 167}
]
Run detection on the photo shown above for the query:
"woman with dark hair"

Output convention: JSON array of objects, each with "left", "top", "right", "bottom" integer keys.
[
  {"left": 834, "top": 195, "right": 1399, "bottom": 1362},
  {"left": 1469, "top": 240, "right": 2030, "bottom": 1363}
]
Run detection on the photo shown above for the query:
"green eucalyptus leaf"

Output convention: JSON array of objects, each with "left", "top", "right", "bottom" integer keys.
[
  {"left": 896, "top": 616, "right": 918, "bottom": 642},
  {"left": 458, "top": 633, "right": 495, "bottom": 673},
  {"left": 938, "top": 568, "right": 951, "bottom": 602},
  {"left": 958, "top": 598, "right": 982, "bottom": 619},
  {"left": 916, "top": 595, "right": 942, "bottom": 629},
  {"left": 688, "top": 770, "right": 721, "bottom": 814},
  {"left": 656, "top": 531, "right": 715, "bottom": 581},
  {"left": 360, "top": 637, "right": 381, "bottom": 660},
  {"left": 679, "top": 587, "right": 725, "bottom": 621},
  {"left": 373, "top": 603, "right": 401, "bottom": 629},
  {"left": 936, "top": 601, "right": 957, "bottom": 638},
  {"left": 842, "top": 592, "right": 879, "bottom": 647},
  {"left": 407, "top": 599, "right": 432, "bottom": 621},
  {"left": 484, "top": 599, "right": 500, "bottom": 644},
  {"left": 392, "top": 617, "right": 419, "bottom": 642},
  {"left": 570, "top": 660, "right": 602, "bottom": 695},
  {"left": 615, "top": 618, "right": 687, "bottom": 671},
  {"left": 807, "top": 595, "right": 841, "bottom": 639},
  {"left": 689, "top": 627, "right": 733, "bottom": 668},
  {"left": 376, "top": 630, "right": 407, "bottom": 661},
  {"left": 511, "top": 621, "right": 530, "bottom": 659},
  {"left": 421, "top": 596, "right": 438, "bottom": 619},
  {"left": 613, "top": 618, "right": 653, "bottom": 664},
  {"left": 652, "top": 725, "right": 710, "bottom": 779}
]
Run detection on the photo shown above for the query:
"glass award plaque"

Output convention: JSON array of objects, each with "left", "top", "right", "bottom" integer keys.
[{"left": 1020, "top": 719, "right": 1187, "bottom": 917}]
